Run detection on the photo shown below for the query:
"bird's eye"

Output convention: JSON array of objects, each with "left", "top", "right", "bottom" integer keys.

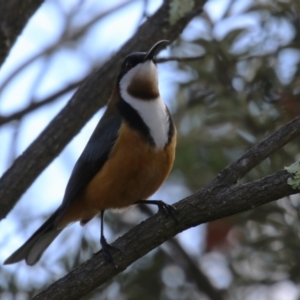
[{"left": 125, "top": 61, "right": 133, "bottom": 71}]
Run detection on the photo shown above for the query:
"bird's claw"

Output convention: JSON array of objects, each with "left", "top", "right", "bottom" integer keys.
[
  {"left": 156, "top": 201, "right": 178, "bottom": 223},
  {"left": 100, "top": 236, "right": 121, "bottom": 268},
  {"left": 136, "top": 199, "right": 178, "bottom": 223}
]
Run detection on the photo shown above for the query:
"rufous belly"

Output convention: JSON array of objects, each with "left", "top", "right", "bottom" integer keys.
[{"left": 59, "top": 122, "right": 176, "bottom": 226}]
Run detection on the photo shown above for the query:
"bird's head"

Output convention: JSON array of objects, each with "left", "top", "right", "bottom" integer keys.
[{"left": 118, "top": 40, "right": 169, "bottom": 100}]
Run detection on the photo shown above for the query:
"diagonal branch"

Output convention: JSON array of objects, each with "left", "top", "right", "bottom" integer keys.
[
  {"left": 0, "top": 56, "right": 204, "bottom": 127},
  {"left": 32, "top": 113, "right": 300, "bottom": 299},
  {"left": 0, "top": 81, "right": 80, "bottom": 126},
  {"left": 139, "top": 205, "right": 224, "bottom": 300},
  {"left": 0, "top": 0, "right": 137, "bottom": 96},
  {"left": 32, "top": 169, "right": 296, "bottom": 300},
  {"left": 156, "top": 55, "right": 205, "bottom": 63},
  {"left": 209, "top": 115, "right": 300, "bottom": 187},
  {"left": 0, "top": 0, "right": 43, "bottom": 68},
  {"left": 0, "top": 0, "right": 206, "bottom": 219},
  {"left": 167, "top": 237, "right": 224, "bottom": 300}
]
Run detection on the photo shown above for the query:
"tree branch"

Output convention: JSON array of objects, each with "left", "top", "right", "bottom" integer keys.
[
  {"left": 0, "top": 0, "right": 206, "bottom": 219},
  {"left": 32, "top": 169, "right": 297, "bottom": 300},
  {"left": 0, "top": 55, "right": 204, "bottom": 127},
  {"left": 31, "top": 108, "right": 300, "bottom": 299},
  {"left": 0, "top": 0, "right": 136, "bottom": 96},
  {"left": 0, "top": 81, "right": 80, "bottom": 126},
  {"left": 31, "top": 112, "right": 300, "bottom": 299},
  {"left": 167, "top": 238, "right": 224, "bottom": 300},
  {"left": 140, "top": 205, "right": 224, "bottom": 300},
  {"left": 209, "top": 116, "right": 300, "bottom": 187},
  {"left": 0, "top": 0, "right": 44, "bottom": 68},
  {"left": 155, "top": 55, "right": 205, "bottom": 63}
]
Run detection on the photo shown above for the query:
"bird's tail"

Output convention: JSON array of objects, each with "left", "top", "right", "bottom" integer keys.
[{"left": 4, "top": 208, "right": 62, "bottom": 265}]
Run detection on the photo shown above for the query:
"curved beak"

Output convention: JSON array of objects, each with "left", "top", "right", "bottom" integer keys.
[{"left": 143, "top": 40, "right": 169, "bottom": 61}]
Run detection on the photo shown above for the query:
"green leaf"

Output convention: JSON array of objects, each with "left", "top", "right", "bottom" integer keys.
[{"left": 285, "top": 160, "right": 300, "bottom": 189}]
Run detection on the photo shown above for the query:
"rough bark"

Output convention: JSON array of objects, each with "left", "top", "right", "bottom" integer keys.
[
  {"left": 32, "top": 169, "right": 297, "bottom": 300},
  {"left": 0, "top": 0, "right": 44, "bottom": 67}
]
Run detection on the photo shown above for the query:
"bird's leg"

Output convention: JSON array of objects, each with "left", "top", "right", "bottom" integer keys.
[
  {"left": 100, "top": 210, "right": 119, "bottom": 267},
  {"left": 135, "top": 200, "right": 178, "bottom": 222}
]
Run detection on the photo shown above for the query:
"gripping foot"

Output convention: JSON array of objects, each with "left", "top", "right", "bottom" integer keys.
[
  {"left": 100, "top": 235, "right": 120, "bottom": 268},
  {"left": 136, "top": 200, "right": 178, "bottom": 223},
  {"left": 100, "top": 210, "right": 121, "bottom": 268}
]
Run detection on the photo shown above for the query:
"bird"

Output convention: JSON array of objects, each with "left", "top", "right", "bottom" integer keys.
[{"left": 4, "top": 40, "right": 177, "bottom": 266}]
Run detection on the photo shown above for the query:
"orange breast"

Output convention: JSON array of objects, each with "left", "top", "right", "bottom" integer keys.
[{"left": 59, "top": 122, "right": 176, "bottom": 226}]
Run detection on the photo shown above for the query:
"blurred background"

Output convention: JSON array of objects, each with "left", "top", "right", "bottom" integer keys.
[{"left": 0, "top": 0, "right": 300, "bottom": 299}]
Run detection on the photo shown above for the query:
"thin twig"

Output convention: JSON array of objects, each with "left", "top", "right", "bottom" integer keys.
[
  {"left": 139, "top": 205, "right": 224, "bottom": 300},
  {"left": 0, "top": 80, "right": 81, "bottom": 126},
  {"left": 0, "top": 0, "right": 136, "bottom": 96},
  {"left": 0, "top": 54, "right": 205, "bottom": 126},
  {"left": 0, "top": 55, "right": 205, "bottom": 127},
  {"left": 156, "top": 55, "right": 205, "bottom": 63},
  {"left": 168, "top": 238, "right": 224, "bottom": 300},
  {"left": 65, "top": 0, "right": 137, "bottom": 41}
]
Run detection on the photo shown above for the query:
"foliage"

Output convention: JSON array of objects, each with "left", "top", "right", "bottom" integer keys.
[
  {"left": 286, "top": 160, "right": 300, "bottom": 189},
  {"left": 170, "top": 0, "right": 300, "bottom": 299}
]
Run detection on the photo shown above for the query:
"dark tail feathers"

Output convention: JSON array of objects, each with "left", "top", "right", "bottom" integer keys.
[{"left": 4, "top": 209, "right": 62, "bottom": 266}]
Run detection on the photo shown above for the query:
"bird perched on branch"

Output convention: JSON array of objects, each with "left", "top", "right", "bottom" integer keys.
[{"left": 4, "top": 40, "right": 177, "bottom": 266}]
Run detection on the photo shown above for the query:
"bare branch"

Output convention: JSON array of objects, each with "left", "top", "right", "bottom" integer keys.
[
  {"left": 0, "top": 47, "right": 55, "bottom": 96},
  {"left": 209, "top": 116, "right": 300, "bottom": 187},
  {"left": 32, "top": 169, "right": 296, "bottom": 300},
  {"left": 32, "top": 110, "right": 300, "bottom": 299},
  {"left": 156, "top": 55, "right": 205, "bottom": 63},
  {"left": 0, "top": 0, "right": 206, "bottom": 219},
  {"left": 0, "top": 54, "right": 205, "bottom": 127},
  {"left": 140, "top": 205, "right": 224, "bottom": 300},
  {"left": 0, "top": 0, "right": 135, "bottom": 96},
  {"left": 68, "top": 0, "right": 137, "bottom": 41},
  {"left": 0, "top": 0, "right": 43, "bottom": 67},
  {"left": 167, "top": 238, "right": 224, "bottom": 300},
  {"left": 0, "top": 81, "right": 81, "bottom": 126}
]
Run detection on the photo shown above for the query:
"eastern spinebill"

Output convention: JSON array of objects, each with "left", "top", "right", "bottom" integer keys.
[{"left": 4, "top": 40, "right": 177, "bottom": 266}]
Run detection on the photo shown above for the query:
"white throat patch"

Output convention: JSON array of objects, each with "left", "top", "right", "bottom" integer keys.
[
  {"left": 119, "top": 62, "right": 169, "bottom": 148},
  {"left": 122, "top": 60, "right": 158, "bottom": 88}
]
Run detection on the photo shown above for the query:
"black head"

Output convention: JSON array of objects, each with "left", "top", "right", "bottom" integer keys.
[
  {"left": 117, "top": 40, "right": 169, "bottom": 83},
  {"left": 117, "top": 52, "right": 146, "bottom": 83}
]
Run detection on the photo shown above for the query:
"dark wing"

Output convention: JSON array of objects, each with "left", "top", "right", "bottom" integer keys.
[{"left": 59, "top": 113, "right": 122, "bottom": 213}]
